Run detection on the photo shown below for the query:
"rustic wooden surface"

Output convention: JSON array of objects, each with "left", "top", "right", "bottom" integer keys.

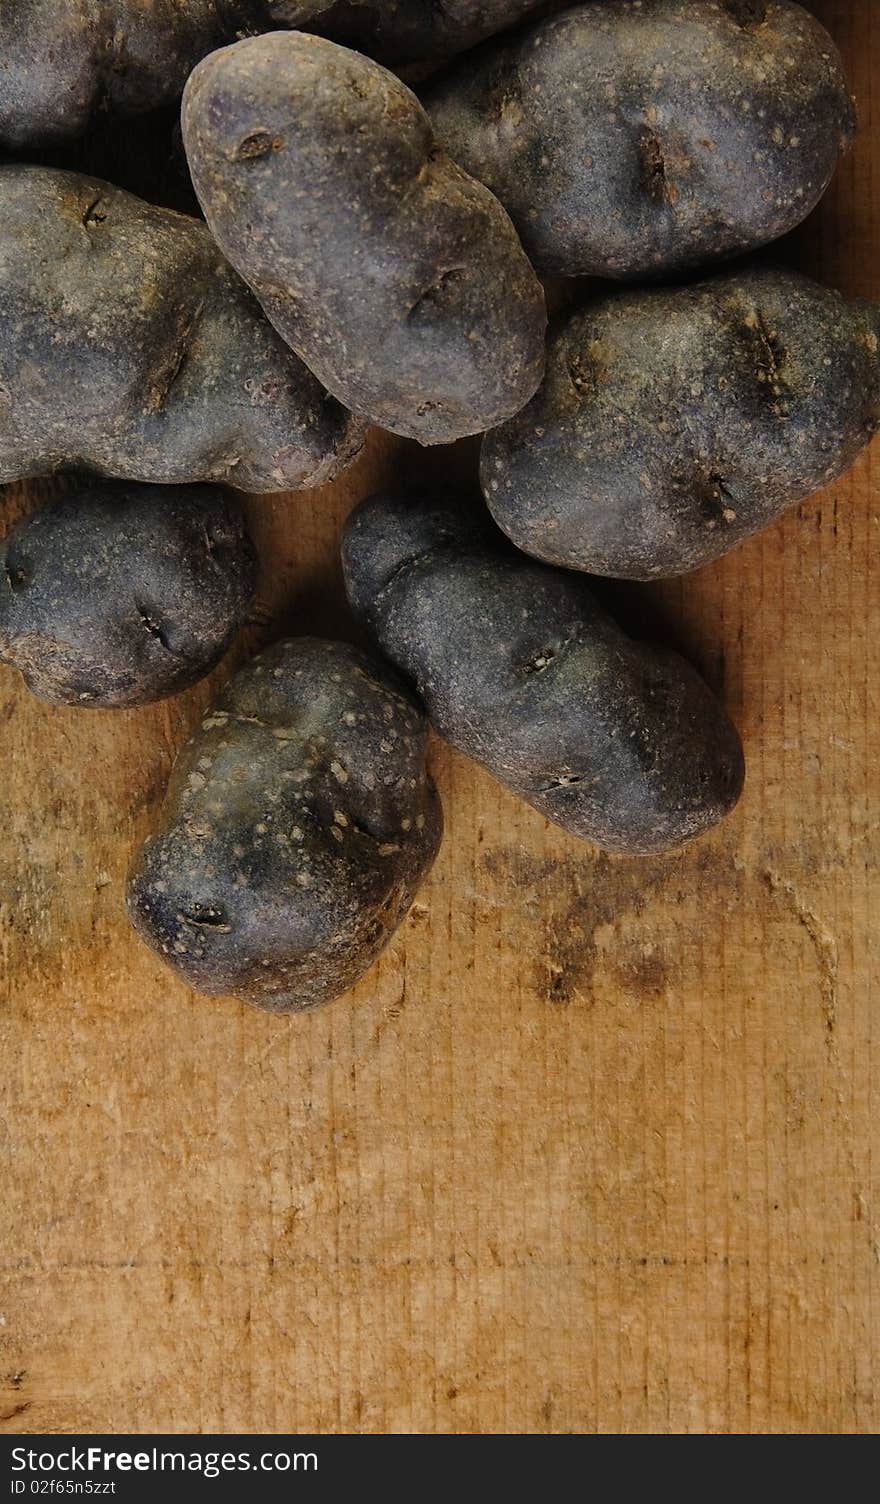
[{"left": 0, "top": 0, "right": 877, "bottom": 1436}]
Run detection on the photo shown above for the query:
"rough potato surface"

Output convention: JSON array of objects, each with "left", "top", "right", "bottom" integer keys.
[
  {"left": 482, "top": 269, "right": 880, "bottom": 579},
  {"left": 0, "top": 481, "right": 256, "bottom": 708},
  {"left": 0, "top": 2, "right": 327, "bottom": 147},
  {"left": 127, "top": 639, "right": 442, "bottom": 1012},
  {"left": 342, "top": 494, "right": 744, "bottom": 854},
  {"left": 0, "top": 167, "right": 363, "bottom": 492},
  {"left": 309, "top": 2, "right": 548, "bottom": 63},
  {"left": 182, "top": 32, "right": 546, "bottom": 445},
  {"left": 426, "top": 0, "right": 856, "bottom": 277}
]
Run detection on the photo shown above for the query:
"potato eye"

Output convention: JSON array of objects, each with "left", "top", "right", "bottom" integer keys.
[
  {"left": 181, "top": 904, "right": 230, "bottom": 932},
  {"left": 82, "top": 196, "right": 107, "bottom": 227},
  {"left": 233, "top": 131, "right": 284, "bottom": 162},
  {"left": 723, "top": 0, "right": 768, "bottom": 27},
  {"left": 4, "top": 557, "right": 29, "bottom": 593}
]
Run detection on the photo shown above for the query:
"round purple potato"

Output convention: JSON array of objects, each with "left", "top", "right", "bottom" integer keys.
[
  {"left": 342, "top": 493, "right": 744, "bottom": 854},
  {"left": 426, "top": 0, "right": 856, "bottom": 278},
  {"left": 481, "top": 268, "right": 880, "bottom": 580},
  {"left": 308, "top": 2, "right": 548, "bottom": 64},
  {"left": 127, "top": 639, "right": 442, "bottom": 1012},
  {"left": 181, "top": 32, "right": 546, "bottom": 445},
  {"left": 0, "top": 2, "right": 327, "bottom": 148},
  {"left": 0, "top": 166, "right": 364, "bottom": 492},
  {"left": 0, "top": 481, "right": 257, "bottom": 708}
]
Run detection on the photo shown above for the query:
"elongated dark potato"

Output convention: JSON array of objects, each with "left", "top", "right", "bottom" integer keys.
[
  {"left": 0, "top": 166, "right": 363, "bottom": 492},
  {"left": 309, "top": 1, "right": 548, "bottom": 63},
  {"left": 481, "top": 268, "right": 880, "bottom": 580},
  {"left": 0, "top": 2, "right": 327, "bottom": 147},
  {"left": 0, "top": 482, "right": 257, "bottom": 708},
  {"left": 182, "top": 32, "right": 546, "bottom": 445},
  {"left": 426, "top": 0, "right": 856, "bottom": 278},
  {"left": 127, "top": 639, "right": 442, "bottom": 1012},
  {"left": 342, "top": 494, "right": 744, "bottom": 854}
]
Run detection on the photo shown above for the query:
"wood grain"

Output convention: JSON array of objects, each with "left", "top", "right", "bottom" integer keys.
[{"left": 0, "top": 0, "right": 876, "bottom": 1436}]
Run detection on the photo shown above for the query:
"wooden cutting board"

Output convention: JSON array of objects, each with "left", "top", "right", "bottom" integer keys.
[{"left": 0, "top": 0, "right": 876, "bottom": 1436}]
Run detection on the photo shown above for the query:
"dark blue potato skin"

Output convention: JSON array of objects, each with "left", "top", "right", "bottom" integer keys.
[
  {"left": 342, "top": 493, "right": 744, "bottom": 855},
  {"left": 481, "top": 268, "right": 880, "bottom": 580},
  {"left": 0, "top": 481, "right": 257, "bottom": 708},
  {"left": 181, "top": 32, "right": 547, "bottom": 446},
  {"left": 127, "top": 639, "right": 442, "bottom": 1013},
  {"left": 0, "top": 1, "right": 324, "bottom": 147},
  {"left": 309, "top": 1, "right": 549, "bottom": 63},
  {"left": 0, "top": 1, "right": 542, "bottom": 148},
  {"left": 426, "top": 0, "right": 856, "bottom": 278},
  {"left": 0, "top": 166, "right": 363, "bottom": 492}
]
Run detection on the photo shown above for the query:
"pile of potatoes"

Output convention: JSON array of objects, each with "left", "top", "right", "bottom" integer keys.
[{"left": 0, "top": 2, "right": 875, "bottom": 1013}]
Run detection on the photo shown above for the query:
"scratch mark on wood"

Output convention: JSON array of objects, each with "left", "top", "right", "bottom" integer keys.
[{"left": 763, "top": 868, "right": 839, "bottom": 1037}]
